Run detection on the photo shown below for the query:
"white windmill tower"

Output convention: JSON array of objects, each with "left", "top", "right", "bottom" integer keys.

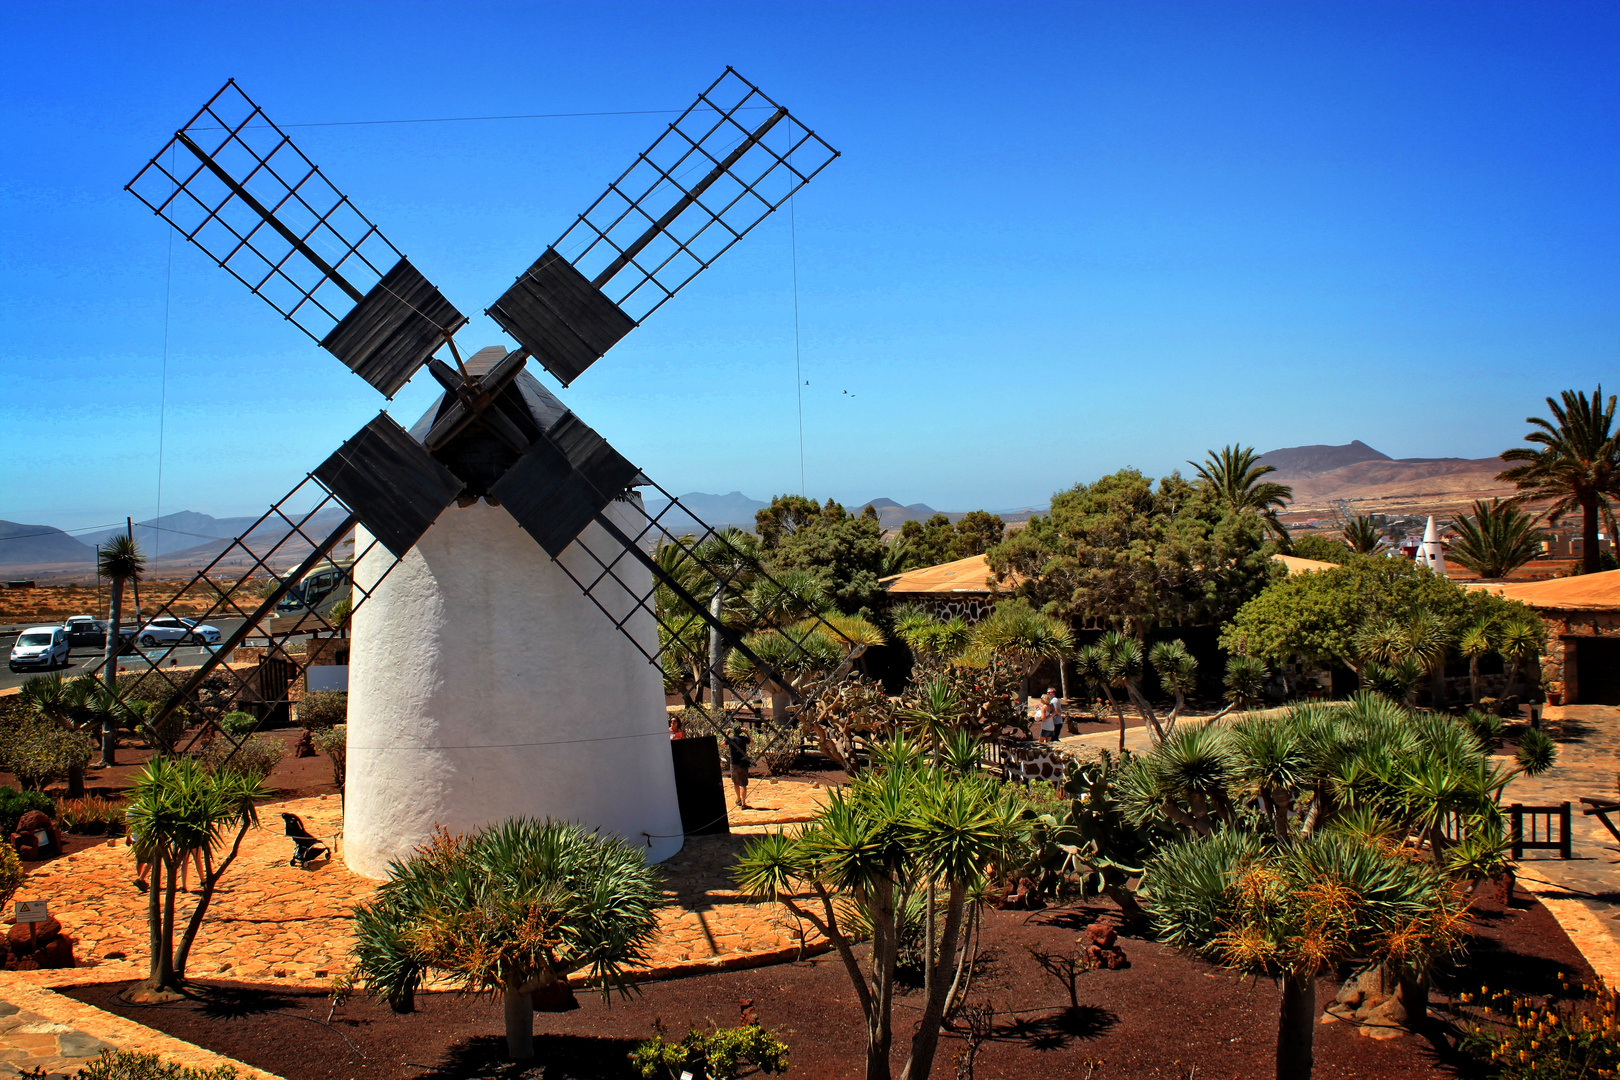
[{"left": 122, "top": 74, "right": 844, "bottom": 877}]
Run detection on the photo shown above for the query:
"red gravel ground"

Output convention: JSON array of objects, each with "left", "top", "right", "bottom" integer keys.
[{"left": 64, "top": 889, "right": 1592, "bottom": 1080}]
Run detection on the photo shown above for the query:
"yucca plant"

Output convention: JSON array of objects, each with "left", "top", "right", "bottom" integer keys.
[
  {"left": 349, "top": 819, "right": 663, "bottom": 1061},
  {"left": 1149, "top": 639, "right": 1199, "bottom": 734},
  {"left": 1223, "top": 655, "right": 1269, "bottom": 709},
  {"left": 1147, "top": 829, "right": 1467, "bottom": 1080},
  {"left": 125, "top": 756, "right": 267, "bottom": 1000},
  {"left": 734, "top": 744, "right": 1026, "bottom": 1080}
]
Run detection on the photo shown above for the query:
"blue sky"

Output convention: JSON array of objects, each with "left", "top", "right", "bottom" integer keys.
[{"left": 2, "top": 1, "right": 1616, "bottom": 532}]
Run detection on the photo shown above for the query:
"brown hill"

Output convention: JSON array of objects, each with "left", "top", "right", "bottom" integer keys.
[
  {"left": 1274, "top": 456, "right": 1513, "bottom": 514},
  {"left": 1257, "top": 440, "right": 1391, "bottom": 476}
]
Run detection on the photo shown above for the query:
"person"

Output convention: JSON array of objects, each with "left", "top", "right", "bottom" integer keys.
[
  {"left": 668, "top": 714, "right": 685, "bottom": 741},
  {"left": 1043, "top": 688, "right": 1063, "bottom": 740},
  {"left": 723, "top": 724, "right": 753, "bottom": 810}
]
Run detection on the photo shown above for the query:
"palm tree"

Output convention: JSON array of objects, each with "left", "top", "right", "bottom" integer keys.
[
  {"left": 685, "top": 530, "right": 759, "bottom": 711},
  {"left": 1190, "top": 445, "right": 1294, "bottom": 542},
  {"left": 1342, "top": 516, "right": 1384, "bottom": 554},
  {"left": 1447, "top": 499, "right": 1545, "bottom": 579},
  {"left": 1093, "top": 631, "right": 1148, "bottom": 747},
  {"left": 1497, "top": 386, "right": 1619, "bottom": 575},
  {"left": 98, "top": 534, "right": 146, "bottom": 766},
  {"left": 351, "top": 819, "right": 663, "bottom": 1060}
]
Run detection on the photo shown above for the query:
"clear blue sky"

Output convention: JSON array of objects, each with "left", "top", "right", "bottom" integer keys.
[{"left": 2, "top": 1, "right": 1616, "bottom": 532}]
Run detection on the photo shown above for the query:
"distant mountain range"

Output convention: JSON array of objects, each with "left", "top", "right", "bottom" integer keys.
[
  {"left": 1257, "top": 441, "right": 1511, "bottom": 512},
  {"left": 0, "top": 509, "right": 351, "bottom": 576},
  {"left": 6, "top": 442, "right": 1503, "bottom": 577}
]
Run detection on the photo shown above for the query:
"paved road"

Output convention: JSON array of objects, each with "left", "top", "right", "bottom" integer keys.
[{"left": 1, "top": 618, "right": 254, "bottom": 691}]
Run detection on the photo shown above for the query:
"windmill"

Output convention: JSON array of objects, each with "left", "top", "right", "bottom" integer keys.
[{"left": 120, "top": 72, "right": 842, "bottom": 873}]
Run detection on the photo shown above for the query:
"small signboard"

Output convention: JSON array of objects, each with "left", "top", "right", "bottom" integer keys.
[{"left": 14, "top": 900, "right": 48, "bottom": 924}]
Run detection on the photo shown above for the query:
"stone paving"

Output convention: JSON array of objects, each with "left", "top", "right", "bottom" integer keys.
[
  {"left": 1500, "top": 703, "right": 1620, "bottom": 982},
  {"left": 11, "top": 779, "right": 836, "bottom": 993},
  {"left": 0, "top": 979, "right": 278, "bottom": 1080},
  {"left": 0, "top": 996, "right": 113, "bottom": 1078}
]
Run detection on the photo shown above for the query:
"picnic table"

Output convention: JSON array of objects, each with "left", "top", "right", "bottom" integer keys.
[{"left": 1580, "top": 796, "right": 1620, "bottom": 845}]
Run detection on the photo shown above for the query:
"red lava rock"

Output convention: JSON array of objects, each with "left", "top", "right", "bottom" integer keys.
[
  {"left": 7, "top": 916, "right": 61, "bottom": 948},
  {"left": 293, "top": 731, "right": 316, "bottom": 758},
  {"left": 1085, "top": 921, "right": 1130, "bottom": 970},
  {"left": 11, "top": 810, "right": 65, "bottom": 860}
]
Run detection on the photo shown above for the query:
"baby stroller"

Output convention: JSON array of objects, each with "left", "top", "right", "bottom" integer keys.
[{"left": 280, "top": 813, "right": 330, "bottom": 868}]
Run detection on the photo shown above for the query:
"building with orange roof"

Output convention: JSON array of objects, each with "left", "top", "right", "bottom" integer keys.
[{"left": 1465, "top": 569, "right": 1620, "bottom": 705}]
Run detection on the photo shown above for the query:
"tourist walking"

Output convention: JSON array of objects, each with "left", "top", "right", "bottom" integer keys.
[
  {"left": 1044, "top": 688, "right": 1063, "bottom": 740},
  {"left": 724, "top": 725, "right": 753, "bottom": 810}
]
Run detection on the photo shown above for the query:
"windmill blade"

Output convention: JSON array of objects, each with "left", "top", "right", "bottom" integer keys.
[
  {"left": 98, "top": 476, "right": 407, "bottom": 758},
  {"left": 313, "top": 414, "right": 465, "bottom": 558},
  {"left": 127, "top": 80, "right": 464, "bottom": 398},
  {"left": 487, "top": 68, "right": 839, "bottom": 386}
]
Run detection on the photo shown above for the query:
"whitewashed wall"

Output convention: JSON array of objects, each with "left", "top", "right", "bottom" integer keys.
[{"left": 344, "top": 498, "right": 683, "bottom": 878}]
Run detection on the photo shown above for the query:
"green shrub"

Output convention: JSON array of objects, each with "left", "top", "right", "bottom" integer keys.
[
  {"left": 0, "top": 787, "right": 54, "bottom": 833},
  {"left": 0, "top": 725, "right": 95, "bottom": 790},
  {"left": 56, "top": 795, "right": 127, "bottom": 836},
  {"left": 630, "top": 1018, "right": 790, "bottom": 1078},
  {"left": 298, "top": 691, "right": 347, "bottom": 730},
  {"left": 200, "top": 733, "right": 285, "bottom": 784},
  {"left": 311, "top": 725, "right": 346, "bottom": 794},
  {"left": 73, "top": 1049, "right": 239, "bottom": 1080},
  {"left": 220, "top": 711, "right": 258, "bottom": 737},
  {"left": 1462, "top": 708, "right": 1507, "bottom": 749},
  {"left": 0, "top": 845, "right": 22, "bottom": 910}
]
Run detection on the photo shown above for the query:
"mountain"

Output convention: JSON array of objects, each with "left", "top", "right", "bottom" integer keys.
[
  {"left": 852, "top": 498, "right": 947, "bottom": 532},
  {"left": 642, "top": 492, "right": 767, "bottom": 534},
  {"left": 0, "top": 521, "right": 95, "bottom": 571},
  {"left": 1257, "top": 441, "right": 1392, "bottom": 477},
  {"left": 129, "top": 511, "right": 264, "bottom": 556}
]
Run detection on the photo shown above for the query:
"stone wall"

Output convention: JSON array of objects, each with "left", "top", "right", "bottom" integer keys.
[
  {"left": 1538, "top": 607, "right": 1620, "bottom": 704},
  {"left": 885, "top": 593, "right": 996, "bottom": 623}
]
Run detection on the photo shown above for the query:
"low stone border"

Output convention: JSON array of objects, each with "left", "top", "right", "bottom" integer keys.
[
  {"left": 0, "top": 975, "right": 283, "bottom": 1080},
  {"left": 1521, "top": 887, "right": 1620, "bottom": 986}
]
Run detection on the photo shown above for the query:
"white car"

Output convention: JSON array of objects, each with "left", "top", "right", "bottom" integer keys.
[
  {"left": 134, "top": 617, "right": 222, "bottom": 648},
  {"left": 9, "top": 626, "right": 69, "bottom": 672}
]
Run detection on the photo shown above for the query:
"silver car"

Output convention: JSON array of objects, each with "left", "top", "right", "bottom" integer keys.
[
  {"left": 9, "top": 626, "right": 69, "bottom": 672},
  {"left": 134, "top": 617, "right": 222, "bottom": 648}
]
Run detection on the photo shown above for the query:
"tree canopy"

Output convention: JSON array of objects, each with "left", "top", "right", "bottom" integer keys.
[
  {"left": 1218, "top": 552, "right": 1536, "bottom": 671},
  {"left": 756, "top": 496, "right": 886, "bottom": 619},
  {"left": 895, "top": 511, "right": 1006, "bottom": 570},
  {"left": 986, "top": 468, "right": 1277, "bottom": 635}
]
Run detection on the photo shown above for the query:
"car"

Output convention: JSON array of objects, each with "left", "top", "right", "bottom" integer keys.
[
  {"left": 61, "top": 616, "right": 108, "bottom": 648},
  {"left": 9, "top": 626, "right": 69, "bottom": 672},
  {"left": 133, "top": 617, "right": 222, "bottom": 648}
]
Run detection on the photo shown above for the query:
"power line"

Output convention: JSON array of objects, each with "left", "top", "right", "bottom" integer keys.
[{"left": 194, "top": 105, "right": 774, "bottom": 131}]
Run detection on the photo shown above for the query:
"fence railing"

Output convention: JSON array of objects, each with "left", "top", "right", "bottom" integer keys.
[{"left": 1510, "top": 802, "right": 1573, "bottom": 860}]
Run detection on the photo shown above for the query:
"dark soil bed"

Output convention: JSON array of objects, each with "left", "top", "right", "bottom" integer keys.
[{"left": 64, "top": 889, "right": 1591, "bottom": 1080}]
